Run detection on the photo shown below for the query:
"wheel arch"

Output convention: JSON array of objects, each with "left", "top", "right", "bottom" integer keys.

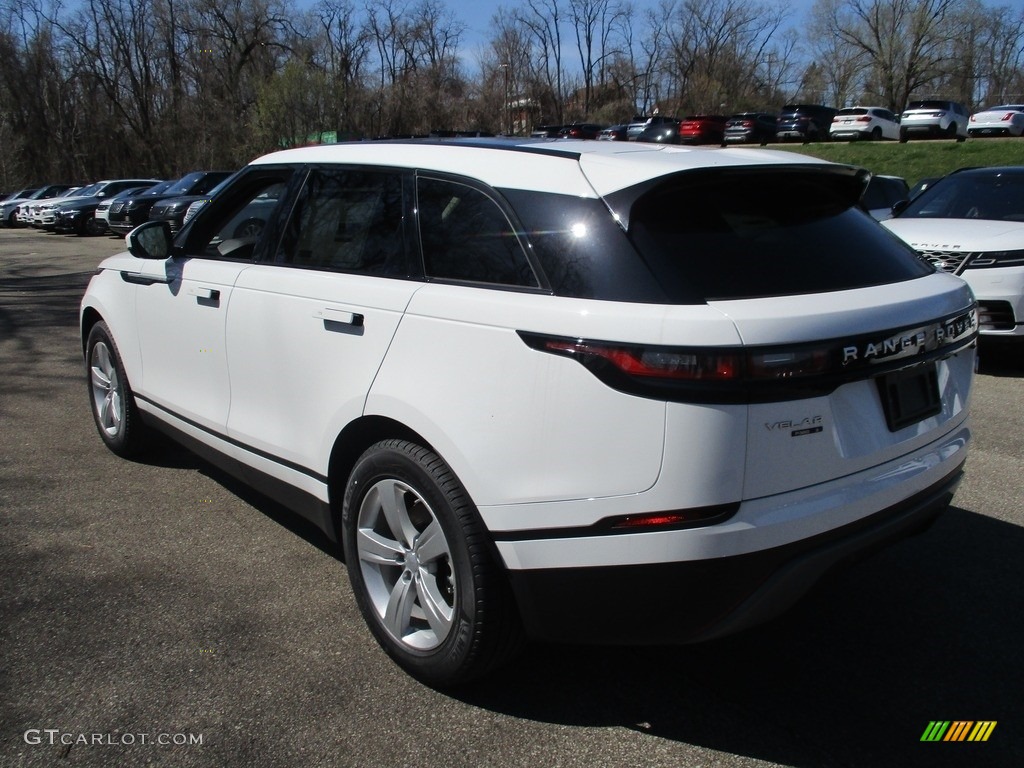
[
  {"left": 326, "top": 416, "right": 435, "bottom": 537},
  {"left": 326, "top": 416, "right": 508, "bottom": 568},
  {"left": 80, "top": 305, "right": 104, "bottom": 355}
]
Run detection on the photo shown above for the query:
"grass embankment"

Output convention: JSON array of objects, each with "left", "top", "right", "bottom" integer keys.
[{"left": 773, "top": 137, "right": 1024, "bottom": 186}]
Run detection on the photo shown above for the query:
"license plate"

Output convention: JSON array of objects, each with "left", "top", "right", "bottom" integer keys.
[{"left": 877, "top": 364, "right": 941, "bottom": 431}]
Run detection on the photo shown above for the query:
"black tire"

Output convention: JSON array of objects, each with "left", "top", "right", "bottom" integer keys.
[
  {"left": 899, "top": 128, "right": 909, "bottom": 143},
  {"left": 871, "top": 126, "right": 882, "bottom": 141},
  {"left": 86, "top": 321, "right": 151, "bottom": 457},
  {"left": 946, "top": 122, "right": 958, "bottom": 139},
  {"left": 84, "top": 216, "right": 106, "bottom": 236},
  {"left": 7, "top": 210, "right": 19, "bottom": 227},
  {"left": 341, "top": 439, "right": 522, "bottom": 687}
]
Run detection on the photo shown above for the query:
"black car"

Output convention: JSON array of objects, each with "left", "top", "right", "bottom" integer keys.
[
  {"left": 861, "top": 175, "right": 910, "bottom": 220},
  {"left": 775, "top": 104, "right": 838, "bottom": 142},
  {"left": 51, "top": 178, "right": 162, "bottom": 235},
  {"left": 108, "top": 171, "right": 232, "bottom": 236},
  {"left": 529, "top": 124, "right": 563, "bottom": 138},
  {"left": 636, "top": 119, "right": 682, "bottom": 144},
  {"left": 148, "top": 172, "right": 239, "bottom": 233},
  {"left": 723, "top": 112, "right": 778, "bottom": 145}
]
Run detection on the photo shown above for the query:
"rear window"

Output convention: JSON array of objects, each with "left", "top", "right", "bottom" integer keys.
[
  {"left": 624, "top": 169, "right": 933, "bottom": 302},
  {"left": 907, "top": 101, "right": 948, "bottom": 110},
  {"left": 837, "top": 108, "right": 867, "bottom": 116}
]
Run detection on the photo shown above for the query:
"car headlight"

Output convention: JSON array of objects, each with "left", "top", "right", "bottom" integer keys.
[{"left": 967, "top": 249, "right": 1024, "bottom": 268}]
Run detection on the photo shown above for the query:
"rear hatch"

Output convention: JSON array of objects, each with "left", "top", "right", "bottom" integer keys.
[{"left": 606, "top": 164, "right": 976, "bottom": 498}]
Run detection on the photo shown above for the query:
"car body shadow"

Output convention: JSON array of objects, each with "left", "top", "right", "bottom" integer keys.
[{"left": 453, "top": 506, "right": 1023, "bottom": 768}]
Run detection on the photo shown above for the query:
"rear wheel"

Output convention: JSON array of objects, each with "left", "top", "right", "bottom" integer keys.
[
  {"left": 871, "top": 127, "right": 883, "bottom": 141},
  {"left": 899, "top": 128, "right": 909, "bottom": 143},
  {"left": 342, "top": 440, "right": 522, "bottom": 687}
]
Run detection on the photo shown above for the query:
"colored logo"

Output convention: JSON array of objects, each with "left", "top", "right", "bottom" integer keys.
[{"left": 921, "top": 721, "right": 996, "bottom": 742}]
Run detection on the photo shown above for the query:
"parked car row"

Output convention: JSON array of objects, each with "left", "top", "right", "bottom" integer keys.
[
  {"left": 530, "top": 100, "right": 1024, "bottom": 147},
  {"left": 0, "top": 185, "right": 76, "bottom": 227},
  {"left": 0, "top": 170, "right": 234, "bottom": 236}
]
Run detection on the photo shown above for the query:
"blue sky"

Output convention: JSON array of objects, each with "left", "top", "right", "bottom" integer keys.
[{"left": 453, "top": 0, "right": 822, "bottom": 58}]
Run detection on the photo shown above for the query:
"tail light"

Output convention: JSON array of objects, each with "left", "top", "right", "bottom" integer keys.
[
  {"left": 1003, "top": 113, "right": 1015, "bottom": 121},
  {"left": 857, "top": 116, "right": 872, "bottom": 123},
  {"left": 518, "top": 310, "right": 976, "bottom": 404}
]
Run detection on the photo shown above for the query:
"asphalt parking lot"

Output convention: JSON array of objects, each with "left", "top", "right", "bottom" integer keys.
[{"left": 2, "top": 228, "right": 1022, "bottom": 768}]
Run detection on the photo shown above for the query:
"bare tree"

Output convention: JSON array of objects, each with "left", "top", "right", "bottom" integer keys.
[
  {"left": 568, "top": 0, "right": 628, "bottom": 115},
  {"left": 516, "top": 0, "right": 569, "bottom": 124},
  {"left": 806, "top": 0, "right": 865, "bottom": 107},
  {"left": 972, "top": 1, "right": 1024, "bottom": 105},
  {"left": 817, "top": 0, "right": 959, "bottom": 111}
]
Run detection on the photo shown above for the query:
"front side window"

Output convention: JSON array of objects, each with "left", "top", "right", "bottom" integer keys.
[
  {"left": 184, "top": 171, "right": 292, "bottom": 261},
  {"left": 416, "top": 177, "right": 539, "bottom": 288},
  {"left": 277, "top": 168, "right": 410, "bottom": 276}
]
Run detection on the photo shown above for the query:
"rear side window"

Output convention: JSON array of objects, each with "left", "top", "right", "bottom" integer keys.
[
  {"left": 625, "top": 169, "right": 933, "bottom": 302},
  {"left": 417, "top": 177, "right": 538, "bottom": 288},
  {"left": 501, "top": 189, "right": 667, "bottom": 303}
]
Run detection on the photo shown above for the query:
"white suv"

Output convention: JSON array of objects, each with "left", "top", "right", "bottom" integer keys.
[
  {"left": 883, "top": 166, "right": 1024, "bottom": 340},
  {"left": 830, "top": 106, "right": 901, "bottom": 141},
  {"left": 899, "top": 99, "right": 969, "bottom": 142},
  {"left": 81, "top": 139, "right": 976, "bottom": 686}
]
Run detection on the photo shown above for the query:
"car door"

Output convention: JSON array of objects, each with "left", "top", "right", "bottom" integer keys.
[
  {"left": 223, "top": 166, "right": 423, "bottom": 481},
  {"left": 132, "top": 168, "right": 296, "bottom": 434}
]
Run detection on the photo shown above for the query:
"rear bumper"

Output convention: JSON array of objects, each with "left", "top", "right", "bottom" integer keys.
[
  {"left": 506, "top": 467, "right": 962, "bottom": 645},
  {"left": 902, "top": 123, "right": 952, "bottom": 138}
]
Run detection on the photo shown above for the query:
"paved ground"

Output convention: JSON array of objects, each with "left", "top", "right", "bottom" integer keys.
[{"left": 1, "top": 228, "right": 1022, "bottom": 768}]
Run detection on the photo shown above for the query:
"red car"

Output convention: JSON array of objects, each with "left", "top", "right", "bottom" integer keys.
[
  {"left": 558, "top": 123, "right": 604, "bottom": 140},
  {"left": 678, "top": 114, "right": 728, "bottom": 144}
]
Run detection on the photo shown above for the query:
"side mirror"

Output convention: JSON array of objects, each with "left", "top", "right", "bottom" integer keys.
[
  {"left": 127, "top": 220, "right": 173, "bottom": 259},
  {"left": 891, "top": 199, "right": 909, "bottom": 217}
]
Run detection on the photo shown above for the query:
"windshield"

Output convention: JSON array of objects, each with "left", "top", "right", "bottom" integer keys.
[
  {"left": 164, "top": 173, "right": 205, "bottom": 195},
  {"left": 72, "top": 183, "right": 101, "bottom": 197},
  {"left": 898, "top": 171, "right": 1024, "bottom": 221},
  {"left": 139, "top": 180, "right": 175, "bottom": 196}
]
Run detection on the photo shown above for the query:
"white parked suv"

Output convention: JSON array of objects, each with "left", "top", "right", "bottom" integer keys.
[
  {"left": 81, "top": 139, "right": 977, "bottom": 686},
  {"left": 883, "top": 166, "right": 1024, "bottom": 340},
  {"left": 899, "top": 99, "right": 969, "bottom": 142},
  {"left": 830, "top": 106, "right": 901, "bottom": 141}
]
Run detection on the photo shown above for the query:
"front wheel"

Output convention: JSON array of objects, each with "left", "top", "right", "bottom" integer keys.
[
  {"left": 341, "top": 440, "right": 522, "bottom": 687},
  {"left": 86, "top": 321, "right": 151, "bottom": 457}
]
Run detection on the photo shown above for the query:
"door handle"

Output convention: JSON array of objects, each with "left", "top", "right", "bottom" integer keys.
[
  {"left": 318, "top": 308, "right": 364, "bottom": 327},
  {"left": 189, "top": 286, "right": 220, "bottom": 301}
]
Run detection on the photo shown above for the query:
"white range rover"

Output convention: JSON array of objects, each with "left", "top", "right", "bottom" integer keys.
[
  {"left": 883, "top": 166, "right": 1024, "bottom": 340},
  {"left": 81, "top": 139, "right": 976, "bottom": 686}
]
